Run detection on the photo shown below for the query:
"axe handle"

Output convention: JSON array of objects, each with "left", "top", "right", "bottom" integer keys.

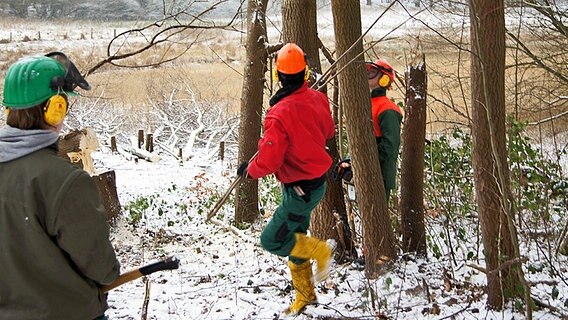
[
  {"left": 206, "top": 151, "right": 258, "bottom": 222},
  {"left": 102, "top": 269, "right": 142, "bottom": 293},
  {"left": 102, "top": 256, "right": 180, "bottom": 293},
  {"left": 206, "top": 176, "right": 242, "bottom": 222}
]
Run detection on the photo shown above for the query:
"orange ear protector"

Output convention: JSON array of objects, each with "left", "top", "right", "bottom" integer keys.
[{"left": 43, "top": 94, "right": 67, "bottom": 126}]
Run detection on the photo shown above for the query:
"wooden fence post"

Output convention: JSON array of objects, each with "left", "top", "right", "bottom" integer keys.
[
  {"left": 219, "top": 141, "right": 225, "bottom": 161},
  {"left": 138, "top": 130, "right": 144, "bottom": 149},
  {"left": 145, "top": 134, "right": 153, "bottom": 152},
  {"left": 110, "top": 136, "right": 117, "bottom": 153}
]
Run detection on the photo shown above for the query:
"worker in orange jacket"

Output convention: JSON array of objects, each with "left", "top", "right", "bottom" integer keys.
[{"left": 366, "top": 59, "right": 403, "bottom": 202}]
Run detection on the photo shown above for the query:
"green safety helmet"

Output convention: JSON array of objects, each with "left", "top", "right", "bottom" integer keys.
[{"left": 2, "top": 52, "right": 90, "bottom": 109}]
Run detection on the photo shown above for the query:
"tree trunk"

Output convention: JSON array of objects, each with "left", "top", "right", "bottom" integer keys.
[
  {"left": 400, "top": 42, "right": 427, "bottom": 255},
  {"left": 331, "top": 0, "right": 397, "bottom": 277},
  {"left": 470, "top": 0, "right": 527, "bottom": 310},
  {"left": 282, "top": 0, "right": 355, "bottom": 262},
  {"left": 234, "top": 0, "right": 269, "bottom": 224}
]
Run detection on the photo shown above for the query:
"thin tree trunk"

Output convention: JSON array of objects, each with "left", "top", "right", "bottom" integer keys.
[
  {"left": 331, "top": 0, "right": 396, "bottom": 277},
  {"left": 470, "top": 0, "right": 528, "bottom": 313},
  {"left": 400, "top": 42, "right": 427, "bottom": 255},
  {"left": 234, "top": 0, "right": 269, "bottom": 224}
]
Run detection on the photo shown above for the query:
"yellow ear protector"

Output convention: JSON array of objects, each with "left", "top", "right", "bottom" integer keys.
[
  {"left": 378, "top": 71, "right": 392, "bottom": 88},
  {"left": 43, "top": 94, "right": 67, "bottom": 126},
  {"left": 304, "top": 66, "right": 310, "bottom": 81},
  {"left": 272, "top": 51, "right": 310, "bottom": 83},
  {"left": 272, "top": 65, "right": 310, "bottom": 82},
  {"left": 272, "top": 66, "right": 279, "bottom": 82}
]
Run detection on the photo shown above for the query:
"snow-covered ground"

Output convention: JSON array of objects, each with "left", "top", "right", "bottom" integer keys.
[
  {"left": 1, "top": 1, "right": 567, "bottom": 318},
  {"left": 94, "top": 148, "right": 567, "bottom": 320}
]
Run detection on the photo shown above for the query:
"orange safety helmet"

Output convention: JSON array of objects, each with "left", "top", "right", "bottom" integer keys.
[
  {"left": 275, "top": 43, "right": 307, "bottom": 75},
  {"left": 366, "top": 59, "right": 395, "bottom": 88}
]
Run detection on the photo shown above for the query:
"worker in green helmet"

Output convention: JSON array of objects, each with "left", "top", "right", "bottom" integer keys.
[{"left": 0, "top": 52, "right": 120, "bottom": 320}]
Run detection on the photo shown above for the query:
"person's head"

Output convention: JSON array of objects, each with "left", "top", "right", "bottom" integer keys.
[
  {"left": 2, "top": 52, "right": 90, "bottom": 132},
  {"left": 366, "top": 59, "right": 395, "bottom": 90},
  {"left": 273, "top": 43, "right": 310, "bottom": 86}
]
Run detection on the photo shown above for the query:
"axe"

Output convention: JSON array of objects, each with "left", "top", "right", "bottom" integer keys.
[{"left": 102, "top": 256, "right": 180, "bottom": 292}]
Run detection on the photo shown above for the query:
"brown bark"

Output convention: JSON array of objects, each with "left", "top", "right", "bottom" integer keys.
[
  {"left": 93, "top": 170, "right": 121, "bottom": 225},
  {"left": 331, "top": 0, "right": 396, "bottom": 277},
  {"left": 282, "top": 0, "right": 355, "bottom": 262},
  {"left": 470, "top": 0, "right": 523, "bottom": 309},
  {"left": 234, "top": 0, "right": 269, "bottom": 224},
  {"left": 400, "top": 45, "right": 427, "bottom": 255}
]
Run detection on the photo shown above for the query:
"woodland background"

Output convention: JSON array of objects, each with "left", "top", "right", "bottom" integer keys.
[{"left": 0, "top": 0, "right": 567, "bottom": 319}]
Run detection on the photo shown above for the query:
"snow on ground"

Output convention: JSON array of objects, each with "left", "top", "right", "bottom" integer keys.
[{"left": 94, "top": 149, "right": 567, "bottom": 320}]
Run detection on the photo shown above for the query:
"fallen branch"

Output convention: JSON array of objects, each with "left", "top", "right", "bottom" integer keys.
[
  {"left": 466, "top": 256, "right": 528, "bottom": 276},
  {"left": 208, "top": 218, "right": 256, "bottom": 244}
]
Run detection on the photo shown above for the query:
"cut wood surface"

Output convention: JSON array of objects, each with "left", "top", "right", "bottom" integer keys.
[{"left": 58, "top": 128, "right": 99, "bottom": 175}]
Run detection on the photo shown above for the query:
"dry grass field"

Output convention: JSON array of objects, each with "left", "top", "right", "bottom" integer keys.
[{"left": 0, "top": 14, "right": 565, "bottom": 136}]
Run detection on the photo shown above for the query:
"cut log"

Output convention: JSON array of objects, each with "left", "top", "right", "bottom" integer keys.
[
  {"left": 127, "top": 136, "right": 160, "bottom": 162},
  {"left": 58, "top": 128, "right": 99, "bottom": 175},
  {"left": 127, "top": 146, "right": 160, "bottom": 163}
]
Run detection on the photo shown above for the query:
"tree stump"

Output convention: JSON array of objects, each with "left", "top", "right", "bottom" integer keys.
[
  {"left": 58, "top": 129, "right": 121, "bottom": 224},
  {"left": 93, "top": 170, "right": 121, "bottom": 225}
]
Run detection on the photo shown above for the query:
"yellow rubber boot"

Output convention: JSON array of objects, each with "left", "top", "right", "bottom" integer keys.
[
  {"left": 284, "top": 260, "right": 316, "bottom": 315},
  {"left": 290, "top": 233, "right": 332, "bottom": 282}
]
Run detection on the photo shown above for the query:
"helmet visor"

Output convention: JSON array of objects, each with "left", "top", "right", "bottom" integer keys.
[
  {"left": 366, "top": 62, "right": 381, "bottom": 80},
  {"left": 45, "top": 52, "right": 91, "bottom": 92}
]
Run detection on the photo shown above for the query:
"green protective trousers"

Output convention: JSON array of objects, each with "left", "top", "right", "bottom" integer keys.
[{"left": 260, "top": 182, "right": 327, "bottom": 265}]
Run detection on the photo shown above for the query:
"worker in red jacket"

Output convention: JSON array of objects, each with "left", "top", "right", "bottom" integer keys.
[
  {"left": 366, "top": 59, "right": 403, "bottom": 202},
  {"left": 237, "top": 43, "right": 335, "bottom": 315}
]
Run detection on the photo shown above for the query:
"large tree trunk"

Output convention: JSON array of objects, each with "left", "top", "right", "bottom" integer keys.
[
  {"left": 282, "top": 0, "right": 355, "bottom": 262},
  {"left": 470, "top": 0, "right": 527, "bottom": 310},
  {"left": 400, "top": 43, "right": 427, "bottom": 255},
  {"left": 234, "top": 0, "right": 269, "bottom": 224},
  {"left": 331, "top": 0, "right": 396, "bottom": 277}
]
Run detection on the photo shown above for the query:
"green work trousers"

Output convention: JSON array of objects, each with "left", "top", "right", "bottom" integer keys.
[{"left": 260, "top": 182, "right": 327, "bottom": 264}]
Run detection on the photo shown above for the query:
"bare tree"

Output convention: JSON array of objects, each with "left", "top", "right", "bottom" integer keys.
[
  {"left": 331, "top": 0, "right": 397, "bottom": 277},
  {"left": 470, "top": 0, "right": 530, "bottom": 314},
  {"left": 86, "top": 1, "right": 243, "bottom": 76},
  {"left": 234, "top": 0, "right": 270, "bottom": 224},
  {"left": 400, "top": 40, "right": 427, "bottom": 255}
]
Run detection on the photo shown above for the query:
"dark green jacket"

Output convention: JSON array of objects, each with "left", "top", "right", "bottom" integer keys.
[
  {"left": 371, "top": 88, "right": 403, "bottom": 192},
  {"left": 0, "top": 146, "right": 120, "bottom": 320}
]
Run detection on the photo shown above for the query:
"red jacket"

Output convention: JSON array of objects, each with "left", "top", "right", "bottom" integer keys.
[{"left": 247, "top": 82, "right": 335, "bottom": 183}]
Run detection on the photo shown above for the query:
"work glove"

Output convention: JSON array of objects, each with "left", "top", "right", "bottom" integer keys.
[
  {"left": 237, "top": 161, "right": 249, "bottom": 178},
  {"left": 331, "top": 158, "right": 353, "bottom": 182}
]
